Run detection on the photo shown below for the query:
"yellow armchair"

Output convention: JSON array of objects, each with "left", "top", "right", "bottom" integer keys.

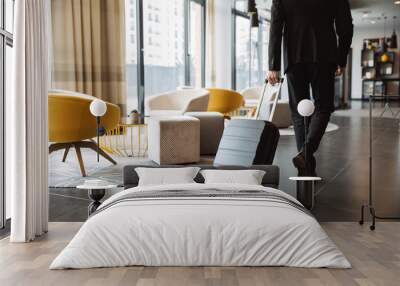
[
  {"left": 48, "top": 90, "right": 120, "bottom": 176},
  {"left": 207, "top": 88, "right": 244, "bottom": 117}
]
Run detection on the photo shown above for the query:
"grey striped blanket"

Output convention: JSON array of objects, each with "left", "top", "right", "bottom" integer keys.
[{"left": 92, "top": 189, "right": 311, "bottom": 217}]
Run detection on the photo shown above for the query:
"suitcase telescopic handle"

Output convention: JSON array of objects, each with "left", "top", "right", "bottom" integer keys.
[{"left": 255, "top": 77, "right": 285, "bottom": 120}]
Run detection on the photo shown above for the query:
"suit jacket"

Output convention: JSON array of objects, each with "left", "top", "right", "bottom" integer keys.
[{"left": 268, "top": 0, "right": 353, "bottom": 72}]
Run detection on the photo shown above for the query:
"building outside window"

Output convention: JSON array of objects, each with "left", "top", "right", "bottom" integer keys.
[
  {"left": 235, "top": 15, "right": 251, "bottom": 91},
  {"left": 189, "top": 0, "right": 204, "bottom": 88},
  {"left": 143, "top": 0, "right": 185, "bottom": 102},
  {"left": 125, "top": 0, "right": 139, "bottom": 115},
  {"left": 233, "top": 0, "right": 270, "bottom": 91},
  {"left": 125, "top": 0, "right": 206, "bottom": 116}
]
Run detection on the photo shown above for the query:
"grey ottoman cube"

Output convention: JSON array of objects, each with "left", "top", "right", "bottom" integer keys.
[
  {"left": 184, "top": 112, "right": 224, "bottom": 155},
  {"left": 148, "top": 116, "right": 200, "bottom": 165}
]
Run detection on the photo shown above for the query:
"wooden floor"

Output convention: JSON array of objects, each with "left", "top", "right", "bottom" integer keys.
[{"left": 0, "top": 222, "right": 399, "bottom": 286}]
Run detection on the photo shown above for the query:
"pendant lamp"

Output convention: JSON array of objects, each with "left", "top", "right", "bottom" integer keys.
[
  {"left": 389, "top": 16, "right": 398, "bottom": 49},
  {"left": 251, "top": 11, "right": 259, "bottom": 28},
  {"left": 380, "top": 16, "right": 389, "bottom": 63},
  {"left": 247, "top": 0, "right": 257, "bottom": 15}
]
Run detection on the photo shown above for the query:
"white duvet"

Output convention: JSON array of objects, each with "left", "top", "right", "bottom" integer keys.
[{"left": 50, "top": 183, "right": 350, "bottom": 269}]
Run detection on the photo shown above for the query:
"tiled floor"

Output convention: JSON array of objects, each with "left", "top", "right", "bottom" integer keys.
[{"left": 47, "top": 101, "right": 400, "bottom": 223}]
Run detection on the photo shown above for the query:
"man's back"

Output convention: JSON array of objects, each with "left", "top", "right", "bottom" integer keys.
[
  {"left": 266, "top": 0, "right": 354, "bottom": 178},
  {"left": 269, "top": 0, "right": 353, "bottom": 72}
]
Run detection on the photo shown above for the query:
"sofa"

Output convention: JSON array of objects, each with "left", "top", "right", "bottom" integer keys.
[{"left": 145, "top": 88, "right": 210, "bottom": 116}]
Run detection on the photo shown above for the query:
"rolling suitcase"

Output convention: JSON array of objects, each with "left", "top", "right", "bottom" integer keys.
[{"left": 214, "top": 80, "right": 283, "bottom": 167}]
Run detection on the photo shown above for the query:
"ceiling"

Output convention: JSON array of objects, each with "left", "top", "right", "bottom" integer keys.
[
  {"left": 253, "top": 0, "right": 400, "bottom": 29},
  {"left": 350, "top": 0, "right": 400, "bottom": 28}
]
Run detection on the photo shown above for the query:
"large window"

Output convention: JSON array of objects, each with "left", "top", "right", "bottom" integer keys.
[
  {"left": 125, "top": 0, "right": 139, "bottom": 114},
  {"left": 232, "top": 1, "right": 270, "bottom": 91},
  {"left": 235, "top": 16, "right": 250, "bottom": 91},
  {"left": 188, "top": 0, "right": 205, "bottom": 88},
  {"left": 261, "top": 21, "right": 270, "bottom": 82},
  {"left": 1, "top": 0, "right": 14, "bottom": 229},
  {"left": 124, "top": 0, "right": 206, "bottom": 116},
  {"left": 143, "top": 0, "right": 185, "bottom": 97}
]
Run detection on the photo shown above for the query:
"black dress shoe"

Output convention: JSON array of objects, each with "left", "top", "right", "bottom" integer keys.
[
  {"left": 293, "top": 152, "right": 307, "bottom": 176},
  {"left": 293, "top": 152, "right": 306, "bottom": 169},
  {"left": 293, "top": 152, "right": 318, "bottom": 177}
]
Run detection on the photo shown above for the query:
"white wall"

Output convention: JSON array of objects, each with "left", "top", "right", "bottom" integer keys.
[{"left": 351, "top": 24, "right": 400, "bottom": 99}]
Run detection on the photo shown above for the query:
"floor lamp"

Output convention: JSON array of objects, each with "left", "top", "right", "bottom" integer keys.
[
  {"left": 297, "top": 99, "right": 315, "bottom": 163},
  {"left": 359, "top": 93, "right": 400, "bottom": 230},
  {"left": 289, "top": 100, "right": 322, "bottom": 210},
  {"left": 89, "top": 99, "right": 107, "bottom": 162}
]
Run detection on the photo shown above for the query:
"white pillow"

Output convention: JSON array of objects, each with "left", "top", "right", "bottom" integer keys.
[
  {"left": 200, "top": 170, "right": 266, "bottom": 185},
  {"left": 135, "top": 167, "right": 201, "bottom": 186}
]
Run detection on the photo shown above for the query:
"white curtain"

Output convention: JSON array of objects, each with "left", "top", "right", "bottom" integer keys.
[{"left": 7, "top": 0, "right": 49, "bottom": 242}]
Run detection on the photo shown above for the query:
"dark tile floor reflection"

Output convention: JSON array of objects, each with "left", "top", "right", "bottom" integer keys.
[{"left": 50, "top": 101, "right": 400, "bottom": 222}]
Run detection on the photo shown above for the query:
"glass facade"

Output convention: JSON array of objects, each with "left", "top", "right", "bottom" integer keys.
[
  {"left": 233, "top": 1, "right": 270, "bottom": 91},
  {"left": 143, "top": 0, "right": 185, "bottom": 97},
  {"left": 124, "top": 0, "right": 206, "bottom": 116},
  {"left": 5, "top": 0, "right": 13, "bottom": 33},
  {"left": 1, "top": 0, "right": 14, "bottom": 228},
  {"left": 189, "top": 0, "right": 204, "bottom": 88},
  {"left": 235, "top": 16, "right": 250, "bottom": 91},
  {"left": 125, "top": 0, "right": 139, "bottom": 114}
]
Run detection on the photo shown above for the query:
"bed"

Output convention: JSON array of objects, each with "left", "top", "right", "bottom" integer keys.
[{"left": 50, "top": 165, "right": 350, "bottom": 269}]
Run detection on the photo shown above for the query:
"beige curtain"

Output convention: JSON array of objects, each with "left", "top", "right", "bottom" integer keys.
[{"left": 51, "top": 0, "right": 126, "bottom": 111}]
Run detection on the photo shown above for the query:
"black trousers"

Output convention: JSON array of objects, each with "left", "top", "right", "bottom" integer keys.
[{"left": 286, "top": 63, "right": 336, "bottom": 155}]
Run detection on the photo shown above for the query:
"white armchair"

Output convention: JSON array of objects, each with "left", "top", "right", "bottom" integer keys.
[
  {"left": 241, "top": 86, "right": 264, "bottom": 108},
  {"left": 146, "top": 89, "right": 210, "bottom": 116}
]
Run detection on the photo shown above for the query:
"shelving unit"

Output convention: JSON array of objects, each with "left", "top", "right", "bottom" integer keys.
[
  {"left": 363, "top": 78, "right": 400, "bottom": 100},
  {"left": 361, "top": 38, "right": 400, "bottom": 101}
]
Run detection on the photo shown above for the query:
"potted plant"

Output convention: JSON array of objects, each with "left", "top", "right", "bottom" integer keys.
[{"left": 127, "top": 110, "right": 140, "bottom": 124}]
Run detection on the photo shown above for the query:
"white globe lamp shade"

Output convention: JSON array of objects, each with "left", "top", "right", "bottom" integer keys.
[
  {"left": 90, "top": 99, "right": 107, "bottom": 117},
  {"left": 297, "top": 99, "right": 315, "bottom": 117}
]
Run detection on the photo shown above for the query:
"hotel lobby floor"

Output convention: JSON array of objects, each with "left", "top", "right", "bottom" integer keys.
[{"left": 48, "top": 102, "right": 400, "bottom": 223}]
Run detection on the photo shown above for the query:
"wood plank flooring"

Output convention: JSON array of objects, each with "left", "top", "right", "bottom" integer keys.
[{"left": 0, "top": 222, "right": 399, "bottom": 286}]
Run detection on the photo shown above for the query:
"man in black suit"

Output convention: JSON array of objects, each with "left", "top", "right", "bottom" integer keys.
[{"left": 267, "top": 0, "right": 353, "bottom": 176}]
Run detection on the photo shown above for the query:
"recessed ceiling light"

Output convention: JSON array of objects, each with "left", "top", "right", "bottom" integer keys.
[
  {"left": 395, "top": 1, "right": 400, "bottom": 5},
  {"left": 371, "top": 20, "right": 376, "bottom": 24}
]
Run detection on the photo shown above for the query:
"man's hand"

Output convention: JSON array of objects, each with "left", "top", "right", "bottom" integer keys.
[
  {"left": 335, "top": 66, "right": 345, "bottom": 77},
  {"left": 267, "top": 70, "right": 281, "bottom": 85}
]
